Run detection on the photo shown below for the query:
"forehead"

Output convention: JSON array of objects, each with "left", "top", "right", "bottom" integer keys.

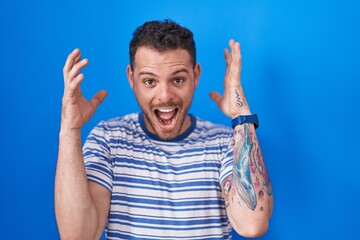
[{"left": 133, "top": 47, "right": 192, "bottom": 71}]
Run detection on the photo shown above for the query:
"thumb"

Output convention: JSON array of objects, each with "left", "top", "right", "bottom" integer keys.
[
  {"left": 209, "top": 91, "right": 222, "bottom": 105},
  {"left": 90, "top": 90, "right": 108, "bottom": 109}
]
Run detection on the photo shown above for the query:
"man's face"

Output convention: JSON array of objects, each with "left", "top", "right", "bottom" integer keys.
[{"left": 127, "top": 47, "right": 201, "bottom": 140}]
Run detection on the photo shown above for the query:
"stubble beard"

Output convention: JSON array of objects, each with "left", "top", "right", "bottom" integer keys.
[{"left": 141, "top": 101, "right": 190, "bottom": 140}]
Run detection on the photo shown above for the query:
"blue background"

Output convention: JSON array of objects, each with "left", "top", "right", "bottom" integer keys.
[{"left": 1, "top": 0, "right": 359, "bottom": 239}]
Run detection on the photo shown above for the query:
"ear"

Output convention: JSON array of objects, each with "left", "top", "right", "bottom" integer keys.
[
  {"left": 126, "top": 65, "right": 134, "bottom": 89},
  {"left": 193, "top": 63, "right": 201, "bottom": 88}
]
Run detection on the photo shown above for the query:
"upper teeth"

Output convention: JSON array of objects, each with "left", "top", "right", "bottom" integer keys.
[{"left": 158, "top": 108, "right": 174, "bottom": 113}]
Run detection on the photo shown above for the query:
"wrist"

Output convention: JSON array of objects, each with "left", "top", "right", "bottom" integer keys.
[
  {"left": 232, "top": 114, "right": 259, "bottom": 129},
  {"left": 230, "top": 107, "right": 252, "bottom": 118},
  {"left": 59, "top": 127, "right": 81, "bottom": 137},
  {"left": 60, "top": 118, "right": 83, "bottom": 134}
]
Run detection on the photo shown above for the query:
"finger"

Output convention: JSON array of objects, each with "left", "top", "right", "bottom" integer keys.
[
  {"left": 232, "top": 42, "right": 240, "bottom": 72},
  {"left": 233, "top": 41, "right": 242, "bottom": 76},
  {"left": 74, "top": 53, "right": 82, "bottom": 64},
  {"left": 67, "top": 58, "right": 89, "bottom": 83},
  {"left": 237, "top": 41, "right": 242, "bottom": 56},
  {"left": 224, "top": 48, "right": 232, "bottom": 82},
  {"left": 232, "top": 41, "right": 240, "bottom": 60},
  {"left": 224, "top": 48, "right": 231, "bottom": 69},
  {"left": 227, "top": 39, "right": 237, "bottom": 56},
  {"left": 227, "top": 40, "right": 241, "bottom": 78},
  {"left": 237, "top": 42, "right": 242, "bottom": 75},
  {"left": 63, "top": 48, "right": 80, "bottom": 75},
  {"left": 230, "top": 40, "right": 241, "bottom": 61},
  {"left": 66, "top": 73, "right": 85, "bottom": 98},
  {"left": 226, "top": 40, "right": 237, "bottom": 81},
  {"left": 90, "top": 90, "right": 108, "bottom": 109},
  {"left": 209, "top": 91, "right": 222, "bottom": 105},
  {"left": 229, "top": 39, "right": 236, "bottom": 56},
  {"left": 229, "top": 39, "right": 235, "bottom": 48}
]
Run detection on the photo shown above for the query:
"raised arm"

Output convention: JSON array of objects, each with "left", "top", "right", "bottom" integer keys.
[
  {"left": 55, "top": 48, "right": 109, "bottom": 239},
  {"left": 210, "top": 40, "right": 273, "bottom": 237}
]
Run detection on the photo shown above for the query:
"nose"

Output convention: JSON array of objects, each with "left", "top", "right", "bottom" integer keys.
[{"left": 157, "top": 83, "right": 174, "bottom": 102}]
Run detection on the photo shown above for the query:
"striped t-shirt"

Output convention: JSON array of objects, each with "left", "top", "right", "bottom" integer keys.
[{"left": 83, "top": 113, "right": 234, "bottom": 239}]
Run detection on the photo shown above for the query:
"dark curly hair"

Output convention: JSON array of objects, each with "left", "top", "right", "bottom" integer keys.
[{"left": 129, "top": 19, "right": 196, "bottom": 70}]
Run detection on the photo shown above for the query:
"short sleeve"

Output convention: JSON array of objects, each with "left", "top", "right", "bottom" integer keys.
[
  {"left": 219, "top": 137, "right": 234, "bottom": 187},
  {"left": 83, "top": 121, "right": 113, "bottom": 192}
]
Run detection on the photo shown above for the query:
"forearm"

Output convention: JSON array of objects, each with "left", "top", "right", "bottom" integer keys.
[
  {"left": 213, "top": 39, "right": 273, "bottom": 236},
  {"left": 55, "top": 130, "right": 99, "bottom": 239},
  {"left": 223, "top": 123, "right": 273, "bottom": 237}
]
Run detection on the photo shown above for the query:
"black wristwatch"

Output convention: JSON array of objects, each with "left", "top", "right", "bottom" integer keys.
[{"left": 231, "top": 114, "right": 259, "bottom": 129}]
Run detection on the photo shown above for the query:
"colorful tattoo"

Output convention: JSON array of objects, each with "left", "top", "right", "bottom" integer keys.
[
  {"left": 253, "top": 142, "right": 272, "bottom": 196},
  {"left": 232, "top": 124, "right": 257, "bottom": 210},
  {"left": 258, "top": 190, "right": 264, "bottom": 200},
  {"left": 230, "top": 123, "right": 272, "bottom": 211}
]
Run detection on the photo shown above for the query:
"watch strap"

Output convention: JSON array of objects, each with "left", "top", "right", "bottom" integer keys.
[{"left": 232, "top": 114, "right": 259, "bottom": 129}]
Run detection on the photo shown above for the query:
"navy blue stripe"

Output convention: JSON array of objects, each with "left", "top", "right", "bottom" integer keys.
[
  {"left": 110, "top": 209, "right": 228, "bottom": 220},
  {"left": 109, "top": 201, "right": 225, "bottom": 212},
  {"left": 83, "top": 149, "right": 111, "bottom": 164},
  {"left": 108, "top": 213, "right": 227, "bottom": 226},
  {"left": 112, "top": 192, "right": 223, "bottom": 202},
  {"left": 114, "top": 176, "right": 219, "bottom": 189},
  {"left": 85, "top": 135, "right": 110, "bottom": 151},
  {"left": 85, "top": 163, "right": 113, "bottom": 177},
  {"left": 111, "top": 195, "right": 224, "bottom": 208},
  {"left": 107, "top": 218, "right": 229, "bottom": 232}
]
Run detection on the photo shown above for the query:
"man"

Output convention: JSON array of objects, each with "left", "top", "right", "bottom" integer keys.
[{"left": 55, "top": 20, "right": 273, "bottom": 239}]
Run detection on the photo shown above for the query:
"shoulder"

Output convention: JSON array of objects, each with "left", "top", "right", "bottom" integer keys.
[
  {"left": 194, "top": 116, "right": 232, "bottom": 136},
  {"left": 84, "top": 113, "right": 143, "bottom": 150},
  {"left": 97, "top": 113, "right": 138, "bottom": 128},
  {"left": 91, "top": 113, "right": 140, "bottom": 137},
  {"left": 190, "top": 116, "right": 233, "bottom": 145}
]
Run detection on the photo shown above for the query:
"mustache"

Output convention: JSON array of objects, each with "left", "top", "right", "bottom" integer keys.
[{"left": 152, "top": 101, "right": 181, "bottom": 109}]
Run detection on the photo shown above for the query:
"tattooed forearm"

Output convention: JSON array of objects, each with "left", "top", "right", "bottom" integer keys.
[
  {"left": 232, "top": 124, "right": 256, "bottom": 209},
  {"left": 235, "top": 89, "right": 243, "bottom": 108},
  {"left": 226, "top": 123, "right": 272, "bottom": 211},
  {"left": 251, "top": 138, "right": 272, "bottom": 196}
]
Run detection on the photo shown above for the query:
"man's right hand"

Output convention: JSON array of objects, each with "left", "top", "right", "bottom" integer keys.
[{"left": 61, "top": 48, "right": 107, "bottom": 131}]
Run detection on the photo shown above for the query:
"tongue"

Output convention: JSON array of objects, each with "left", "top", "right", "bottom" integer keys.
[{"left": 158, "top": 110, "right": 175, "bottom": 125}]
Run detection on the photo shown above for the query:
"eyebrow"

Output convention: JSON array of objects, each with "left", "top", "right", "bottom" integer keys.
[
  {"left": 138, "top": 71, "right": 157, "bottom": 77},
  {"left": 171, "top": 68, "right": 190, "bottom": 76},
  {"left": 138, "top": 68, "right": 190, "bottom": 77}
]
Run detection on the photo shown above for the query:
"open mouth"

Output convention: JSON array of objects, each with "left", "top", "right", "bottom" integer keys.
[{"left": 154, "top": 107, "right": 179, "bottom": 129}]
